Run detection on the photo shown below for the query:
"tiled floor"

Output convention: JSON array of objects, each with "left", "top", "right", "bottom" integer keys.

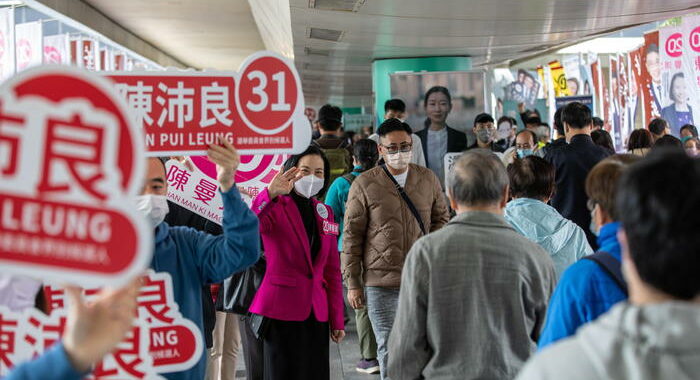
[{"left": 232, "top": 314, "right": 379, "bottom": 379}]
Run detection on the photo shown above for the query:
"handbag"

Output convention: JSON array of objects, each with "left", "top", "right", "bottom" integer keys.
[{"left": 216, "top": 254, "right": 266, "bottom": 314}]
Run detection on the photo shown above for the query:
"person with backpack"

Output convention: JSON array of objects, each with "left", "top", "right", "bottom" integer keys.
[
  {"left": 537, "top": 154, "right": 640, "bottom": 350},
  {"left": 325, "top": 139, "right": 381, "bottom": 375},
  {"left": 314, "top": 104, "right": 353, "bottom": 187}
]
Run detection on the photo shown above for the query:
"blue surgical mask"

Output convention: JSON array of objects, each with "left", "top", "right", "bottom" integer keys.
[
  {"left": 590, "top": 210, "right": 599, "bottom": 237},
  {"left": 517, "top": 149, "right": 534, "bottom": 159}
]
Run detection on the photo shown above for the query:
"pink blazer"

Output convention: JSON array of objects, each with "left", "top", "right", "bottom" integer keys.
[{"left": 249, "top": 188, "right": 345, "bottom": 331}]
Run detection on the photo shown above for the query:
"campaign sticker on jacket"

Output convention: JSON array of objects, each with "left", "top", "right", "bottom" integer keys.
[
  {"left": 322, "top": 220, "right": 339, "bottom": 236},
  {"left": 0, "top": 270, "right": 203, "bottom": 378},
  {"left": 105, "top": 51, "right": 311, "bottom": 156},
  {"left": 316, "top": 203, "right": 329, "bottom": 219},
  {"left": 0, "top": 65, "right": 152, "bottom": 287}
]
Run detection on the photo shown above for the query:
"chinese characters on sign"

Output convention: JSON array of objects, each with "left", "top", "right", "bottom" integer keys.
[
  {"left": 106, "top": 51, "right": 312, "bottom": 156},
  {"left": 0, "top": 271, "right": 203, "bottom": 378},
  {"left": 0, "top": 65, "right": 152, "bottom": 286}
]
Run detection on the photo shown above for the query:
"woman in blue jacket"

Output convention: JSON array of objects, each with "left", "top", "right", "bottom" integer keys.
[{"left": 324, "top": 138, "right": 381, "bottom": 374}]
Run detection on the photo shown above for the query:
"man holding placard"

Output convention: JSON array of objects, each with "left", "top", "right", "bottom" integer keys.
[{"left": 137, "top": 136, "right": 260, "bottom": 380}]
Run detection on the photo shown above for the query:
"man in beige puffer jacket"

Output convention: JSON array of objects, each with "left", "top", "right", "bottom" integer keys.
[{"left": 342, "top": 118, "right": 449, "bottom": 379}]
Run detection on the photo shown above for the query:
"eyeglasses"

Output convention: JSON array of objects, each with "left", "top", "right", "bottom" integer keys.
[{"left": 381, "top": 143, "right": 412, "bottom": 154}]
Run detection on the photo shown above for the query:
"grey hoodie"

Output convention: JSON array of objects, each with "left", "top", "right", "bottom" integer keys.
[{"left": 516, "top": 302, "right": 700, "bottom": 380}]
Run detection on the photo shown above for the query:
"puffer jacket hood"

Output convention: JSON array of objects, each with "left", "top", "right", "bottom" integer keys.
[
  {"left": 505, "top": 198, "right": 592, "bottom": 277},
  {"left": 579, "top": 302, "right": 700, "bottom": 380}
]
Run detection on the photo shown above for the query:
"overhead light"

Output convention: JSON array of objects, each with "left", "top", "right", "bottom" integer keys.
[{"left": 557, "top": 37, "right": 645, "bottom": 54}]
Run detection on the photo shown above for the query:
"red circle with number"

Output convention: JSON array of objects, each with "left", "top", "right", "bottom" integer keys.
[{"left": 237, "top": 56, "right": 298, "bottom": 133}]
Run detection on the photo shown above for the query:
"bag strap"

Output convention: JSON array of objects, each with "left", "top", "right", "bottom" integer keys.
[
  {"left": 381, "top": 164, "right": 427, "bottom": 235},
  {"left": 583, "top": 251, "right": 628, "bottom": 295},
  {"left": 342, "top": 172, "right": 357, "bottom": 185}
]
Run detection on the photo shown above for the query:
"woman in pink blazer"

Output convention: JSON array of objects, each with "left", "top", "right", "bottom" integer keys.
[{"left": 249, "top": 145, "right": 345, "bottom": 380}]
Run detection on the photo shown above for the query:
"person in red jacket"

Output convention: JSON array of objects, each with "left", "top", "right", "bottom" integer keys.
[{"left": 249, "top": 144, "right": 345, "bottom": 380}]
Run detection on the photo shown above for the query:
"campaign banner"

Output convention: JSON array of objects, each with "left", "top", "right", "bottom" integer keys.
[
  {"left": 562, "top": 55, "right": 583, "bottom": 96},
  {"left": 591, "top": 60, "right": 603, "bottom": 116},
  {"left": 0, "top": 8, "right": 15, "bottom": 80},
  {"left": 43, "top": 34, "right": 70, "bottom": 65},
  {"left": 609, "top": 56, "right": 622, "bottom": 148},
  {"left": 69, "top": 36, "right": 79, "bottom": 66},
  {"left": 100, "top": 48, "right": 112, "bottom": 71},
  {"left": 0, "top": 271, "right": 203, "bottom": 378},
  {"left": 682, "top": 15, "right": 700, "bottom": 134},
  {"left": 617, "top": 55, "right": 631, "bottom": 147},
  {"left": 81, "top": 38, "right": 99, "bottom": 71},
  {"left": 548, "top": 60, "right": 568, "bottom": 98},
  {"left": 555, "top": 95, "right": 594, "bottom": 111},
  {"left": 15, "top": 22, "right": 42, "bottom": 71},
  {"left": 165, "top": 153, "right": 287, "bottom": 223},
  {"left": 642, "top": 31, "right": 661, "bottom": 123},
  {"left": 503, "top": 69, "right": 541, "bottom": 108},
  {"left": 0, "top": 66, "right": 152, "bottom": 286},
  {"left": 659, "top": 26, "right": 692, "bottom": 136},
  {"left": 106, "top": 51, "right": 311, "bottom": 156},
  {"left": 113, "top": 51, "right": 125, "bottom": 71},
  {"left": 628, "top": 48, "right": 645, "bottom": 130}
]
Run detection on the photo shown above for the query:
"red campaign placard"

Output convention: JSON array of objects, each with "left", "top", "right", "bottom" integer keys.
[
  {"left": 105, "top": 51, "right": 312, "bottom": 156},
  {"left": 0, "top": 271, "right": 203, "bottom": 378},
  {"left": 0, "top": 65, "right": 152, "bottom": 287}
]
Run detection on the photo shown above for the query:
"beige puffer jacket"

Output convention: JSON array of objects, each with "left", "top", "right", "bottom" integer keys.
[{"left": 342, "top": 164, "right": 449, "bottom": 289}]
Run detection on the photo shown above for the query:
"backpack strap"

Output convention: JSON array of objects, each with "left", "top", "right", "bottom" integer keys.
[
  {"left": 380, "top": 164, "right": 427, "bottom": 235},
  {"left": 583, "top": 251, "right": 628, "bottom": 295},
  {"left": 341, "top": 173, "right": 357, "bottom": 185}
]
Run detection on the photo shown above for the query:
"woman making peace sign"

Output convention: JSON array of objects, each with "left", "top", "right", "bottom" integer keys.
[{"left": 249, "top": 145, "right": 345, "bottom": 380}]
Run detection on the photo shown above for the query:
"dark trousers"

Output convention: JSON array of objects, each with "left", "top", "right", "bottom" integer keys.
[
  {"left": 239, "top": 315, "right": 264, "bottom": 380},
  {"left": 263, "top": 316, "right": 329, "bottom": 380}
]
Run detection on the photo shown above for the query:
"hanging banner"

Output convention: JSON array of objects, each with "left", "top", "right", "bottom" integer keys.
[
  {"left": 113, "top": 52, "right": 125, "bottom": 71},
  {"left": 0, "top": 8, "right": 15, "bottom": 80},
  {"left": 81, "top": 37, "right": 99, "bottom": 71},
  {"left": 0, "top": 65, "right": 152, "bottom": 286},
  {"left": 609, "top": 56, "right": 622, "bottom": 147},
  {"left": 100, "top": 48, "right": 112, "bottom": 71},
  {"left": 43, "top": 34, "right": 70, "bottom": 65},
  {"left": 0, "top": 270, "right": 204, "bottom": 378},
  {"left": 536, "top": 65, "right": 548, "bottom": 102},
  {"left": 562, "top": 55, "right": 582, "bottom": 96},
  {"left": 642, "top": 31, "right": 661, "bottom": 124},
  {"left": 682, "top": 15, "right": 700, "bottom": 134},
  {"left": 165, "top": 154, "right": 288, "bottom": 223},
  {"left": 503, "top": 69, "right": 541, "bottom": 108},
  {"left": 659, "top": 26, "right": 691, "bottom": 136},
  {"left": 69, "top": 36, "right": 79, "bottom": 66},
  {"left": 591, "top": 60, "right": 603, "bottom": 116},
  {"left": 15, "top": 22, "right": 42, "bottom": 71},
  {"left": 629, "top": 48, "right": 645, "bottom": 130},
  {"left": 105, "top": 51, "right": 311, "bottom": 156},
  {"left": 548, "top": 60, "right": 569, "bottom": 98},
  {"left": 617, "top": 55, "right": 630, "bottom": 147}
]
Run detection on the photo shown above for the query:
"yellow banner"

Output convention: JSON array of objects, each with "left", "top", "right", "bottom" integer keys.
[{"left": 548, "top": 60, "right": 569, "bottom": 97}]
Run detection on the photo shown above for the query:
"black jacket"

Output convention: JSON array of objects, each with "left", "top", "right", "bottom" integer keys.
[
  {"left": 544, "top": 135, "right": 612, "bottom": 249},
  {"left": 415, "top": 122, "right": 468, "bottom": 166}
]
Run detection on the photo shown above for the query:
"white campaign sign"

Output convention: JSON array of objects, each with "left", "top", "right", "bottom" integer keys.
[{"left": 443, "top": 152, "right": 462, "bottom": 189}]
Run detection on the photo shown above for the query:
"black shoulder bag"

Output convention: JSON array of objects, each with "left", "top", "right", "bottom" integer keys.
[
  {"left": 583, "top": 251, "right": 628, "bottom": 295},
  {"left": 381, "top": 164, "right": 427, "bottom": 235}
]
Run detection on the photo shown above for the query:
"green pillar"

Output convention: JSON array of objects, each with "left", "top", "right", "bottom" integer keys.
[{"left": 372, "top": 56, "right": 472, "bottom": 125}]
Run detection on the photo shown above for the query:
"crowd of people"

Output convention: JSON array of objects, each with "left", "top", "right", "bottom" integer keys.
[{"left": 2, "top": 85, "right": 700, "bottom": 380}]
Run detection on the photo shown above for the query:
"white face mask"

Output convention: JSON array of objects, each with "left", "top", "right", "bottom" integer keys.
[
  {"left": 135, "top": 195, "right": 169, "bottom": 228},
  {"left": 386, "top": 151, "right": 412, "bottom": 170},
  {"left": 294, "top": 175, "right": 324, "bottom": 198}
]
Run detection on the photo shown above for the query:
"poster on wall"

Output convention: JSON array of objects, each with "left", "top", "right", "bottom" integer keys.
[
  {"left": 682, "top": 15, "right": 700, "bottom": 135},
  {"left": 15, "top": 22, "right": 42, "bottom": 71},
  {"left": 503, "top": 69, "right": 541, "bottom": 108},
  {"left": 659, "top": 26, "right": 691, "bottom": 136},
  {"left": 389, "top": 71, "right": 485, "bottom": 143},
  {"left": 642, "top": 30, "right": 661, "bottom": 123},
  {"left": 43, "top": 34, "right": 70, "bottom": 64},
  {"left": 0, "top": 7, "right": 15, "bottom": 80}
]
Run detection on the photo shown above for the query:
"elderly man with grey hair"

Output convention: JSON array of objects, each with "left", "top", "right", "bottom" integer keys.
[{"left": 387, "top": 149, "right": 556, "bottom": 380}]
